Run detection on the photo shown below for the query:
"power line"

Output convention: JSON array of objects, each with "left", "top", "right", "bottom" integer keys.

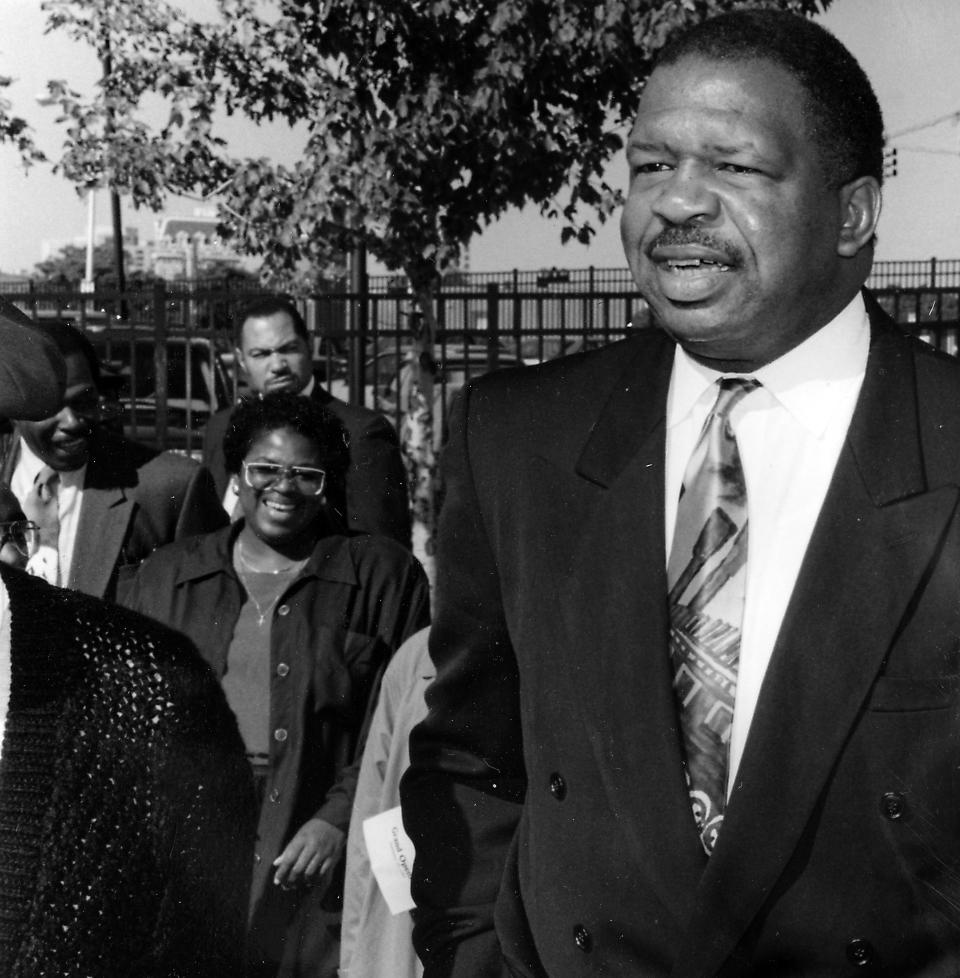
[
  {"left": 886, "top": 109, "right": 960, "bottom": 141},
  {"left": 898, "top": 145, "right": 960, "bottom": 158}
]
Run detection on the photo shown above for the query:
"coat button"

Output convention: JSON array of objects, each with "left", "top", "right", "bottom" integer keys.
[
  {"left": 277, "top": 604, "right": 290, "bottom": 616},
  {"left": 846, "top": 938, "right": 875, "bottom": 967},
  {"left": 573, "top": 924, "right": 592, "bottom": 952},
  {"left": 274, "top": 728, "right": 288, "bottom": 742},
  {"left": 269, "top": 788, "right": 281, "bottom": 803},
  {"left": 549, "top": 772, "right": 566, "bottom": 800},
  {"left": 879, "top": 791, "right": 905, "bottom": 820},
  {"left": 276, "top": 662, "right": 290, "bottom": 677}
]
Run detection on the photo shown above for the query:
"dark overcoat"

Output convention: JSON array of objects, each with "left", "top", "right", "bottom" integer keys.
[{"left": 403, "top": 297, "right": 960, "bottom": 977}]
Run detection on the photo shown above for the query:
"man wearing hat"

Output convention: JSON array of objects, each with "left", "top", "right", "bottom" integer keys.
[{"left": 0, "top": 299, "right": 257, "bottom": 976}]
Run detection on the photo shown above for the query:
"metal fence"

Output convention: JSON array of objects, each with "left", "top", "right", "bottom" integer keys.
[{"left": 3, "top": 265, "right": 960, "bottom": 457}]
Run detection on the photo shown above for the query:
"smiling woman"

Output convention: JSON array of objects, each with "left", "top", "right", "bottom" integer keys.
[{"left": 122, "top": 391, "right": 431, "bottom": 978}]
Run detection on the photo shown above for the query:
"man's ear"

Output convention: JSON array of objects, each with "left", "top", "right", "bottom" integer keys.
[
  {"left": 837, "top": 175, "right": 881, "bottom": 257},
  {"left": 235, "top": 347, "right": 248, "bottom": 380}
]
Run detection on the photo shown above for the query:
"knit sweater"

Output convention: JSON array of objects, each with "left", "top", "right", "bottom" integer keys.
[{"left": 0, "top": 566, "right": 257, "bottom": 977}]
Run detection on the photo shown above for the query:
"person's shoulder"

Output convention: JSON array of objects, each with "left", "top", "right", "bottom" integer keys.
[
  {"left": 138, "top": 447, "right": 202, "bottom": 482},
  {"left": 313, "top": 384, "right": 390, "bottom": 432},
  {"left": 385, "top": 626, "right": 432, "bottom": 683},
  {"left": 89, "top": 429, "right": 158, "bottom": 472},
  {"left": 472, "top": 328, "right": 669, "bottom": 402},
  {"left": 137, "top": 524, "right": 229, "bottom": 579},
  {"left": 5, "top": 567, "right": 211, "bottom": 684},
  {"left": 325, "top": 531, "right": 426, "bottom": 580}
]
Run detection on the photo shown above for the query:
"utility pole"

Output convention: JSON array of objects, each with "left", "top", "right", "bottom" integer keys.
[{"left": 102, "top": 31, "right": 127, "bottom": 317}]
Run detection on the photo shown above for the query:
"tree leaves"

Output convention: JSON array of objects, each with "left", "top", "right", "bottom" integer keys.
[{"left": 5, "top": 0, "right": 831, "bottom": 290}]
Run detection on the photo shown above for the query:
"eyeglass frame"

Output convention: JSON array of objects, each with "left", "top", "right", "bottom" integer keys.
[
  {"left": 0, "top": 520, "right": 40, "bottom": 558},
  {"left": 241, "top": 461, "right": 327, "bottom": 496}
]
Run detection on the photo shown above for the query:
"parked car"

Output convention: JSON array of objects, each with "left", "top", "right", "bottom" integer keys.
[{"left": 93, "top": 332, "right": 233, "bottom": 454}]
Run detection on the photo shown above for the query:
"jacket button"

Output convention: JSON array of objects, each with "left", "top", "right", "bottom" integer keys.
[
  {"left": 277, "top": 604, "right": 290, "bottom": 616},
  {"left": 269, "top": 788, "right": 281, "bottom": 803},
  {"left": 549, "top": 772, "right": 566, "bottom": 800},
  {"left": 254, "top": 852, "right": 262, "bottom": 863},
  {"left": 573, "top": 924, "right": 592, "bottom": 952},
  {"left": 846, "top": 938, "right": 875, "bottom": 967},
  {"left": 274, "top": 728, "right": 288, "bottom": 742},
  {"left": 879, "top": 791, "right": 905, "bottom": 820},
  {"left": 276, "top": 662, "right": 290, "bottom": 677}
]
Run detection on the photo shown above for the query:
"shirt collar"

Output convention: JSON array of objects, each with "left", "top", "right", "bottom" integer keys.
[
  {"left": 668, "top": 292, "right": 869, "bottom": 438},
  {"left": 172, "top": 522, "right": 359, "bottom": 588}
]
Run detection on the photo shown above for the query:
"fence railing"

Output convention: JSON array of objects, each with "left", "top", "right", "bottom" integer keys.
[{"left": 3, "top": 273, "right": 960, "bottom": 459}]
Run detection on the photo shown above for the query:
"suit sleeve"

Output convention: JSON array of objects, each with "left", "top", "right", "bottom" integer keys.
[
  {"left": 401, "top": 385, "right": 525, "bottom": 978},
  {"left": 346, "top": 415, "right": 412, "bottom": 549}
]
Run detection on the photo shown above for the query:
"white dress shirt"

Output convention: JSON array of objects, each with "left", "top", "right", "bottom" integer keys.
[
  {"left": 664, "top": 294, "right": 870, "bottom": 795},
  {"left": 12, "top": 439, "right": 86, "bottom": 586}
]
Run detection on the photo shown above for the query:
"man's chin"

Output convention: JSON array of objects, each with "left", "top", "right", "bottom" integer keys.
[
  {"left": 264, "top": 379, "right": 301, "bottom": 394},
  {"left": 50, "top": 448, "right": 89, "bottom": 471}
]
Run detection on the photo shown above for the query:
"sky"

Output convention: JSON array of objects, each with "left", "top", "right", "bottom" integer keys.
[{"left": 1, "top": 0, "right": 959, "bottom": 276}]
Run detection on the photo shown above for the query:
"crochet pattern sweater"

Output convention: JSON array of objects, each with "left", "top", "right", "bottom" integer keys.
[{"left": 0, "top": 566, "right": 257, "bottom": 977}]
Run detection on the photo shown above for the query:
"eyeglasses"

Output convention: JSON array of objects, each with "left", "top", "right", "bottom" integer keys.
[
  {"left": 0, "top": 520, "right": 39, "bottom": 558},
  {"left": 242, "top": 461, "right": 326, "bottom": 495}
]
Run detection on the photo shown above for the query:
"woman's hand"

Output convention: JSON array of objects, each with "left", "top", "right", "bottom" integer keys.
[{"left": 272, "top": 817, "right": 346, "bottom": 890}]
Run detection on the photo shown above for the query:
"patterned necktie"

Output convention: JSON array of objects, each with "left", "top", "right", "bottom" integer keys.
[
  {"left": 667, "top": 377, "right": 758, "bottom": 854},
  {"left": 22, "top": 465, "right": 61, "bottom": 585}
]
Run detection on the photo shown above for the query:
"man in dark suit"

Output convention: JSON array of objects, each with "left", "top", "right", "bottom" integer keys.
[
  {"left": 402, "top": 11, "right": 960, "bottom": 977},
  {"left": 3, "top": 322, "right": 227, "bottom": 603},
  {"left": 202, "top": 296, "right": 412, "bottom": 547}
]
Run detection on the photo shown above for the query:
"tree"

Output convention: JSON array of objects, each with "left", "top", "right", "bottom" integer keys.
[
  {"left": 34, "top": 239, "right": 120, "bottom": 286},
  {"left": 9, "top": 0, "right": 831, "bottom": 562},
  {"left": 0, "top": 74, "right": 45, "bottom": 170}
]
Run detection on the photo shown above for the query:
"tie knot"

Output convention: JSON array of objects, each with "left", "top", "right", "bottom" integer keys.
[
  {"left": 713, "top": 377, "right": 760, "bottom": 419},
  {"left": 35, "top": 466, "right": 59, "bottom": 499}
]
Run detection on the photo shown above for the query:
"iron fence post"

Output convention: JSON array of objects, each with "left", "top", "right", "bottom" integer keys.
[
  {"left": 349, "top": 243, "right": 369, "bottom": 406},
  {"left": 486, "top": 283, "right": 500, "bottom": 370},
  {"left": 153, "top": 281, "right": 169, "bottom": 449}
]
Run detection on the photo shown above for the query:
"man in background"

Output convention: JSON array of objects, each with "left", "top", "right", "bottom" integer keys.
[
  {"left": 0, "top": 301, "right": 256, "bottom": 976},
  {"left": 203, "top": 296, "right": 412, "bottom": 548},
  {"left": 403, "top": 10, "right": 960, "bottom": 976},
  {"left": 2, "top": 321, "right": 226, "bottom": 602}
]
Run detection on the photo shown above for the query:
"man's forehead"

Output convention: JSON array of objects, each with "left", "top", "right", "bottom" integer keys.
[
  {"left": 241, "top": 312, "right": 302, "bottom": 348},
  {"left": 633, "top": 55, "right": 809, "bottom": 146}
]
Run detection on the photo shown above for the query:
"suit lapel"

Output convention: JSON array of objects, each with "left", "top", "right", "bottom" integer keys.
[
  {"left": 673, "top": 315, "right": 960, "bottom": 977},
  {"left": 570, "top": 333, "right": 708, "bottom": 929},
  {"left": 68, "top": 450, "right": 135, "bottom": 597}
]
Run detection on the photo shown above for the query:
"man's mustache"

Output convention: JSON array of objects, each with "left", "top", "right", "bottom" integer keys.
[{"left": 647, "top": 227, "right": 743, "bottom": 266}]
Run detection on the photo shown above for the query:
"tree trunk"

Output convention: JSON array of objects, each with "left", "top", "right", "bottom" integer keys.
[{"left": 400, "top": 280, "right": 439, "bottom": 585}]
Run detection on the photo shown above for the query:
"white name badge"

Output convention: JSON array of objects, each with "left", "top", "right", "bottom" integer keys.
[{"left": 362, "top": 805, "right": 417, "bottom": 915}]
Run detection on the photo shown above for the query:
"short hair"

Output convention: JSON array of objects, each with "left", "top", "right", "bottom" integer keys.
[
  {"left": 222, "top": 391, "right": 349, "bottom": 494},
  {"left": 236, "top": 296, "right": 308, "bottom": 344},
  {"left": 653, "top": 9, "right": 884, "bottom": 187},
  {"left": 32, "top": 321, "right": 102, "bottom": 389}
]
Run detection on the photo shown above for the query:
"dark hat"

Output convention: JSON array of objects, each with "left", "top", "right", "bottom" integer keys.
[{"left": 0, "top": 297, "right": 66, "bottom": 420}]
